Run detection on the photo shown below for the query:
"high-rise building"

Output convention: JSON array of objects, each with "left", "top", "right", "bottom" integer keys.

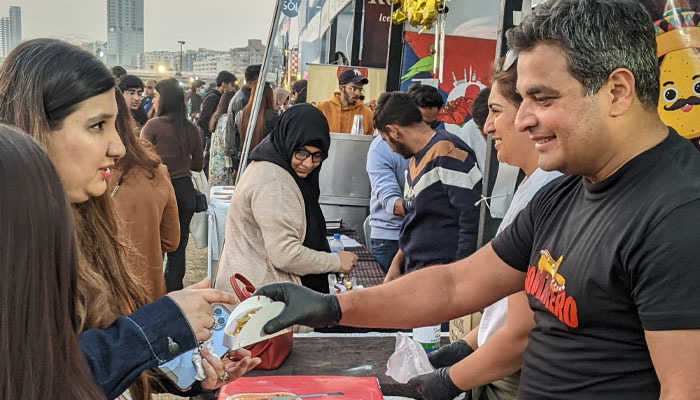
[
  {"left": 9, "top": 6, "right": 20, "bottom": 49},
  {"left": 106, "top": 0, "right": 144, "bottom": 68},
  {"left": 0, "top": 6, "right": 21, "bottom": 58}
]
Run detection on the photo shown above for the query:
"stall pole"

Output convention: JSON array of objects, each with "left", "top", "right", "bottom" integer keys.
[{"left": 235, "top": 0, "right": 284, "bottom": 183}]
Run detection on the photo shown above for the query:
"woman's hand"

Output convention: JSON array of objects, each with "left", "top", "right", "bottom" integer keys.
[
  {"left": 199, "top": 348, "right": 261, "bottom": 391},
  {"left": 337, "top": 251, "right": 358, "bottom": 274}
]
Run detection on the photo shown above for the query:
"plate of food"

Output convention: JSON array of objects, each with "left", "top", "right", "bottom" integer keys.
[{"left": 223, "top": 295, "right": 289, "bottom": 349}]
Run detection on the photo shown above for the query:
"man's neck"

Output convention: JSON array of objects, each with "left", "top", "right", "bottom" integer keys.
[
  {"left": 217, "top": 87, "right": 225, "bottom": 94},
  {"left": 339, "top": 95, "right": 353, "bottom": 107},
  {"left": 586, "top": 114, "right": 668, "bottom": 183},
  {"left": 407, "top": 124, "right": 436, "bottom": 156}
]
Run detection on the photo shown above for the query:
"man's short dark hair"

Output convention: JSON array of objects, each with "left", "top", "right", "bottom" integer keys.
[
  {"left": 216, "top": 71, "right": 237, "bottom": 87},
  {"left": 373, "top": 92, "right": 423, "bottom": 133},
  {"left": 407, "top": 83, "right": 444, "bottom": 109},
  {"left": 507, "top": 0, "right": 659, "bottom": 109},
  {"left": 191, "top": 79, "right": 205, "bottom": 90},
  {"left": 118, "top": 74, "right": 144, "bottom": 92},
  {"left": 111, "top": 65, "right": 127, "bottom": 79},
  {"left": 471, "top": 87, "right": 491, "bottom": 130},
  {"left": 244, "top": 64, "right": 261, "bottom": 83},
  {"left": 292, "top": 79, "right": 307, "bottom": 94}
]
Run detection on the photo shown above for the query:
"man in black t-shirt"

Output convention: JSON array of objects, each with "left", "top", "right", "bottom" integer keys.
[{"left": 251, "top": 1, "right": 700, "bottom": 399}]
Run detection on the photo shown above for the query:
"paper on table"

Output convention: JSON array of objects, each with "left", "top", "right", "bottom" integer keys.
[{"left": 326, "top": 235, "right": 361, "bottom": 248}]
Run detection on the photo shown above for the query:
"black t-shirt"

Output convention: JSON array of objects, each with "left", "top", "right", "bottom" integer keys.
[{"left": 492, "top": 130, "right": 700, "bottom": 399}]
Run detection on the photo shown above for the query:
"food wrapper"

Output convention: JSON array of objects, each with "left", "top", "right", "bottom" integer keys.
[
  {"left": 223, "top": 295, "right": 289, "bottom": 349},
  {"left": 386, "top": 332, "right": 435, "bottom": 383}
]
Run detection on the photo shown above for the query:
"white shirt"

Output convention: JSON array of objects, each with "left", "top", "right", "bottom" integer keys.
[{"left": 477, "top": 168, "right": 562, "bottom": 347}]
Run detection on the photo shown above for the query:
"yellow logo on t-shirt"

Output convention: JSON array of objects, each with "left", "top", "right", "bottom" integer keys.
[{"left": 525, "top": 249, "right": 578, "bottom": 328}]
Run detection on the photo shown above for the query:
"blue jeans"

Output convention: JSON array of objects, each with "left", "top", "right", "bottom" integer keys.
[{"left": 370, "top": 238, "right": 400, "bottom": 274}]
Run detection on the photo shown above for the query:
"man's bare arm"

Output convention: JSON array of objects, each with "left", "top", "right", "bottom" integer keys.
[
  {"left": 338, "top": 243, "right": 525, "bottom": 329},
  {"left": 646, "top": 329, "right": 700, "bottom": 400},
  {"left": 449, "top": 291, "right": 534, "bottom": 390}
]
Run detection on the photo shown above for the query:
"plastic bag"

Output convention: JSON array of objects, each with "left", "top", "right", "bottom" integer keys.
[{"left": 386, "top": 332, "right": 435, "bottom": 383}]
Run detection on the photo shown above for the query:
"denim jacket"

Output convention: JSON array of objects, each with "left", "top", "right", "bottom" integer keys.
[{"left": 79, "top": 296, "right": 197, "bottom": 399}]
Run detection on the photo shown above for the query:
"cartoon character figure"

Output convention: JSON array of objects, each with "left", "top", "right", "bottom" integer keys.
[
  {"left": 654, "top": 2, "right": 700, "bottom": 142},
  {"left": 537, "top": 249, "right": 566, "bottom": 293}
]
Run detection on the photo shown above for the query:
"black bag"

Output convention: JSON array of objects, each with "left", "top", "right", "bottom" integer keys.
[{"left": 194, "top": 189, "right": 207, "bottom": 213}]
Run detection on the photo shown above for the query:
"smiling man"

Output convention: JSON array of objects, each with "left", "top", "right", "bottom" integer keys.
[
  {"left": 315, "top": 69, "right": 374, "bottom": 134},
  {"left": 254, "top": 1, "right": 700, "bottom": 399}
]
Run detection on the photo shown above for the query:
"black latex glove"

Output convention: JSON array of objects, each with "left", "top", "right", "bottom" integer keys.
[
  {"left": 253, "top": 282, "right": 342, "bottom": 334},
  {"left": 428, "top": 339, "right": 474, "bottom": 369},
  {"left": 407, "top": 367, "right": 464, "bottom": 400}
]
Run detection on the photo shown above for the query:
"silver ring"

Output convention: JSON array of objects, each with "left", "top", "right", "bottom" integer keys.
[
  {"left": 210, "top": 315, "right": 217, "bottom": 330},
  {"left": 218, "top": 371, "right": 229, "bottom": 381}
]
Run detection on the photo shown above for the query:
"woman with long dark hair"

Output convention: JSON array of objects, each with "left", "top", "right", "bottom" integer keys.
[
  {"left": 208, "top": 90, "right": 236, "bottom": 186},
  {"left": 407, "top": 56, "right": 561, "bottom": 400},
  {"left": 142, "top": 78, "right": 204, "bottom": 292},
  {"left": 0, "top": 124, "right": 106, "bottom": 399},
  {"left": 0, "top": 39, "right": 257, "bottom": 399},
  {"left": 237, "top": 82, "right": 279, "bottom": 153},
  {"left": 111, "top": 89, "right": 180, "bottom": 302},
  {"left": 215, "top": 104, "right": 357, "bottom": 295}
]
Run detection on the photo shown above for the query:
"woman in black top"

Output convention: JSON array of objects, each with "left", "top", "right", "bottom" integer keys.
[{"left": 142, "top": 78, "right": 204, "bottom": 292}]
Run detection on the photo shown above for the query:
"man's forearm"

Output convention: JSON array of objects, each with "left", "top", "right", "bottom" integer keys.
[
  {"left": 337, "top": 244, "right": 523, "bottom": 329},
  {"left": 449, "top": 319, "right": 528, "bottom": 390}
]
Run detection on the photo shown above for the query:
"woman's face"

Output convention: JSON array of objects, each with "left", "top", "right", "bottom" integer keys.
[
  {"left": 48, "top": 90, "right": 124, "bottom": 203},
  {"left": 291, "top": 145, "right": 322, "bottom": 178},
  {"left": 484, "top": 81, "right": 532, "bottom": 168},
  {"left": 153, "top": 89, "right": 161, "bottom": 114}
]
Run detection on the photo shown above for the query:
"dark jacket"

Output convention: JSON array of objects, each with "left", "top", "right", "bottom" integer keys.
[
  {"left": 189, "top": 92, "right": 203, "bottom": 118},
  {"left": 197, "top": 88, "right": 221, "bottom": 138},
  {"left": 230, "top": 86, "right": 252, "bottom": 119},
  {"left": 79, "top": 297, "right": 198, "bottom": 399}
]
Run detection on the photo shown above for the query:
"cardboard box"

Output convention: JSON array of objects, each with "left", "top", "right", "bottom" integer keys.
[{"left": 449, "top": 312, "right": 482, "bottom": 343}]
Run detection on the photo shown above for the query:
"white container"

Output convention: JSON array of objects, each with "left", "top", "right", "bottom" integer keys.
[{"left": 413, "top": 325, "right": 441, "bottom": 352}]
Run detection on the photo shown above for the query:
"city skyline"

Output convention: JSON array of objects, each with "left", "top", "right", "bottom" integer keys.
[{"left": 0, "top": 0, "right": 276, "bottom": 52}]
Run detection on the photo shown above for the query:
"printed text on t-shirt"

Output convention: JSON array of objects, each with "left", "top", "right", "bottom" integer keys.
[{"left": 524, "top": 250, "right": 579, "bottom": 328}]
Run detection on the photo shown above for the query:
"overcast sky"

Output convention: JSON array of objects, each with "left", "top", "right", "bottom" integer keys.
[{"left": 0, "top": 0, "right": 277, "bottom": 51}]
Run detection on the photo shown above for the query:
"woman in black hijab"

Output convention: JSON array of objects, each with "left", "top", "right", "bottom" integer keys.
[{"left": 215, "top": 104, "right": 357, "bottom": 294}]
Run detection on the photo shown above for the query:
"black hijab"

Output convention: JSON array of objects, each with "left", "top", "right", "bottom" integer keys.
[{"left": 249, "top": 104, "right": 332, "bottom": 293}]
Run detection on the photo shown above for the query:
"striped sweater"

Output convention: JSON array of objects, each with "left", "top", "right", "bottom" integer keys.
[{"left": 400, "top": 130, "right": 483, "bottom": 272}]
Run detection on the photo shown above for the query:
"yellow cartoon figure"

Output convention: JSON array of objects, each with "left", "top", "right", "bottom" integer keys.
[
  {"left": 537, "top": 250, "right": 566, "bottom": 293},
  {"left": 654, "top": 3, "right": 700, "bottom": 140}
]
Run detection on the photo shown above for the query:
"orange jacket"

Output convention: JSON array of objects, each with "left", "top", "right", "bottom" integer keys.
[{"left": 315, "top": 93, "right": 374, "bottom": 134}]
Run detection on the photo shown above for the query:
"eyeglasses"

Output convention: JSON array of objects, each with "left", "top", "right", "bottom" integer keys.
[
  {"left": 343, "top": 85, "right": 364, "bottom": 94},
  {"left": 501, "top": 49, "right": 518, "bottom": 72},
  {"left": 294, "top": 148, "right": 323, "bottom": 163},
  {"left": 125, "top": 89, "right": 143, "bottom": 96}
]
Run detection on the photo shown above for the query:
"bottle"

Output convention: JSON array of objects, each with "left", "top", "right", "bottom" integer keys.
[
  {"left": 413, "top": 325, "right": 441, "bottom": 352},
  {"left": 330, "top": 233, "right": 344, "bottom": 253}
]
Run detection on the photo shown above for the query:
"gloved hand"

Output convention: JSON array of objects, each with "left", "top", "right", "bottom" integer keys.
[
  {"left": 428, "top": 339, "right": 474, "bottom": 369},
  {"left": 407, "top": 367, "right": 464, "bottom": 400},
  {"left": 254, "top": 282, "right": 342, "bottom": 334}
]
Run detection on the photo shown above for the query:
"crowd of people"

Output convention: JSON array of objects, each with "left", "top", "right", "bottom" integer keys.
[{"left": 1, "top": 0, "right": 699, "bottom": 399}]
